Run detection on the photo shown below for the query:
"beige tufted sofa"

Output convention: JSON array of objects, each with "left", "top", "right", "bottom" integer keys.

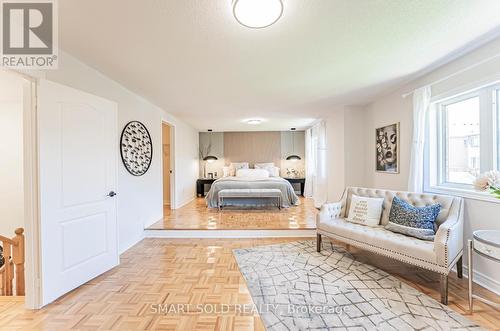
[{"left": 316, "top": 187, "right": 464, "bottom": 304}]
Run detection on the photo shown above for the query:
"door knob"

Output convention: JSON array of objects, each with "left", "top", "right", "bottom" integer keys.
[{"left": 107, "top": 191, "right": 117, "bottom": 197}]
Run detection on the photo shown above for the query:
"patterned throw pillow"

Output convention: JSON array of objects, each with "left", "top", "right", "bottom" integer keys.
[{"left": 385, "top": 196, "right": 441, "bottom": 241}]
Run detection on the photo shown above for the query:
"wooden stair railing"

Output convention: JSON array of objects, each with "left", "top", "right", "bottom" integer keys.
[{"left": 0, "top": 228, "right": 25, "bottom": 296}]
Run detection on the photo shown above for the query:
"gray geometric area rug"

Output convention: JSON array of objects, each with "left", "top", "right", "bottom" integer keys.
[{"left": 233, "top": 241, "right": 482, "bottom": 331}]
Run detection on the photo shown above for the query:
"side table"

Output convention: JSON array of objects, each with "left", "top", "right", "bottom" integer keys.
[
  {"left": 467, "top": 230, "right": 500, "bottom": 313},
  {"left": 196, "top": 178, "right": 216, "bottom": 197},
  {"left": 283, "top": 178, "right": 306, "bottom": 196}
]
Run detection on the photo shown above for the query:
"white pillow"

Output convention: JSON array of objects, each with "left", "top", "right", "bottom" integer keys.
[
  {"left": 222, "top": 166, "right": 230, "bottom": 177},
  {"left": 255, "top": 162, "right": 275, "bottom": 169},
  {"left": 236, "top": 168, "right": 270, "bottom": 178},
  {"left": 229, "top": 162, "right": 249, "bottom": 176},
  {"left": 269, "top": 166, "right": 280, "bottom": 177},
  {"left": 346, "top": 194, "right": 384, "bottom": 227},
  {"left": 260, "top": 166, "right": 280, "bottom": 177}
]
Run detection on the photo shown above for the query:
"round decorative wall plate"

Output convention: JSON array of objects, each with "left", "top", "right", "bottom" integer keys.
[{"left": 120, "top": 121, "right": 153, "bottom": 176}]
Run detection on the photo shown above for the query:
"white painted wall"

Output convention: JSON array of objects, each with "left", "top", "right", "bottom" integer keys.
[
  {"left": 326, "top": 37, "right": 500, "bottom": 293},
  {"left": 0, "top": 71, "right": 24, "bottom": 236},
  {"left": 325, "top": 106, "right": 367, "bottom": 202},
  {"left": 326, "top": 108, "right": 345, "bottom": 201},
  {"left": 344, "top": 106, "right": 368, "bottom": 190},
  {"left": 44, "top": 52, "right": 199, "bottom": 253}
]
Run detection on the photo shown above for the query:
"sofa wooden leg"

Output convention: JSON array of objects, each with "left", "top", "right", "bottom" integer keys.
[
  {"left": 456, "top": 256, "right": 463, "bottom": 279},
  {"left": 316, "top": 233, "right": 321, "bottom": 252},
  {"left": 440, "top": 274, "right": 449, "bottom": 305}
]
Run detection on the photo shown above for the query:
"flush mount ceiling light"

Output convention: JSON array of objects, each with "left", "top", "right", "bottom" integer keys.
[
  {"left": 232, "top": 0, "right": 284, "bottom": 29},
  {"left": 246, "top": 119, "right": 262, "bottom": 125}
]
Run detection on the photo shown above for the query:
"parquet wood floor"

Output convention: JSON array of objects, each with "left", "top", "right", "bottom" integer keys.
[
  {"left": 148, "top": 198, "right": 317, "bottom": 230},
  {"left": 0, "top": 238, "right": 498, "bottom": 330}
]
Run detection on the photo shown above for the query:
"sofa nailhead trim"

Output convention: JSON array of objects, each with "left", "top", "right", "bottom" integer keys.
[
  {"left": 445, "top": 199, "right": 462, "bottom": 267},
  {"left": 318, "top": 229, "right": 450, "bottom": 274}
]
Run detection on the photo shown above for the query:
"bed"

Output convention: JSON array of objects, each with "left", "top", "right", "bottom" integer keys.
[{"left": 205, "top": 176, "right": 300, "bottom": 209}]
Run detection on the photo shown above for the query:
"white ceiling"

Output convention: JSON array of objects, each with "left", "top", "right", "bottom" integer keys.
[{"left": 59, "top": 0, "right": 500, "bottom": 131}]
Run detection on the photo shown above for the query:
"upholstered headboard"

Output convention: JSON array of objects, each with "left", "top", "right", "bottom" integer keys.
[
  {"left": 199, "top": 130, "right": 305, "bottom": 178},
  {"left": 223, "top": 131, "right": 282, "bottom": 167}
]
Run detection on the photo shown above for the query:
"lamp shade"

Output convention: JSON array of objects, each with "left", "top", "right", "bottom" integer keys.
[
  {"left": 286, "top": 155, "right": 301, "bottom": 161},
  {"left": 203, "top": 155, "right": 218, "bottom": 163}
]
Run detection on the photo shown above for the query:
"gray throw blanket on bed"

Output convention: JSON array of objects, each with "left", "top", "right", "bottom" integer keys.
[{"left": 205, "top": 177, "right": 300, "bottom": 208}]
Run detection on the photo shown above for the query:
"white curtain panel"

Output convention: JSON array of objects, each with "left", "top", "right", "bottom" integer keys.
[
  {"left": 408, "top": 86, "right": 431, "bottom": 192},
  {"left": 304, "top": 128, "right": 314, "bottom": 197},
  {"left": 304, "top": 121, "right": 328, "bottom": 208}
]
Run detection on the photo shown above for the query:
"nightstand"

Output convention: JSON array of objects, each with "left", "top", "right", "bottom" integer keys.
[
  {"left": 196, "top": 178, "right": 216, "bottom": 197},
  {"left": 283, "top": 178, "right": 306, "bottom": 196},
  {"left": 468, "top": 230, "right": 500, "bottom": 313}
]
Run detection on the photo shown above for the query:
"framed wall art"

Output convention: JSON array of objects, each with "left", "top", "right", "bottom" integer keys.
[
  {"left": 375, "top": 122, "right": 399, "bottom": 174},
  {"left": 120, "top": 121, "right": 153, "bottom": 176}
]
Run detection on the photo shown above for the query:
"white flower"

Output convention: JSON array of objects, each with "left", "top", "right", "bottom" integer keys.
[
  {"left": 473, "top": 174, "right": 490, "bottom": 191},
  {"left": 474, "top": 170, "right": 500, "bottom": 191},
  {"left": 484, "top": 170, "right": 500, "bottom": 188}
]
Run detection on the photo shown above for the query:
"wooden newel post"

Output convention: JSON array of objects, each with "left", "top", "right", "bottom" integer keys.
[{"left": 12, "top": 228, "right": 25, "bottom": 296}]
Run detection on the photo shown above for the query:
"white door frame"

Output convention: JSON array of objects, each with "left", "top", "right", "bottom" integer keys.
[
  {"left": 4, "top": 69, "right": 44, "bottom": 309},
  {"left": 23, "top": 75, "right": 42, "bottom": 309},
  {"left": 161, "top": 120, "right": 176, "bottom": 209}
]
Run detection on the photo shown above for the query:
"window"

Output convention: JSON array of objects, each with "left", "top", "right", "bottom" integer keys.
[
  {"left": 497, "top": 89, "right": 500, "bottom": 169},
  {"left": 443, "top": 96, "right": 480, "bottom": 185},
  {"left": 428, "top": 82, "right": 499, "bottom": 195}
]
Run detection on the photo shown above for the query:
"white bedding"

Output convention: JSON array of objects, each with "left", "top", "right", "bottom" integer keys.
[
  {"left": 205, "top": 176, "right": 299, "bottom": 208},
  {"left": 236, "top": 168, "right": 270, "bottom": 178}
]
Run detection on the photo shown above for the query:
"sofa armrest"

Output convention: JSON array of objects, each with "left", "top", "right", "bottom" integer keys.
[
  {"left": 317, "top": 202, "right": 343, "bottom": 227},
  {"left": 434, "top": 199, "right": 464, "bottom": 269}
]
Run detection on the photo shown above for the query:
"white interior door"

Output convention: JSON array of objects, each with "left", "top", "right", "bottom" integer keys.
[{"left": 38, "top": 79, "right": 118, "bottom": 306}]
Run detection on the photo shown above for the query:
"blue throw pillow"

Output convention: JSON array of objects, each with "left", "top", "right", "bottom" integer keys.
[{"left": 385, "top": 196, "right": 441, "bottom": 241}]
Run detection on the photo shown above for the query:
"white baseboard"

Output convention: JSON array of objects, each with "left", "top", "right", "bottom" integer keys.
[
  {"left": 144, "top": 229, "right": 316, "bottom": 238},
  {"left": 119, "top": 232, "right": 145, "bottom": 255},
  {"left": 460, "top": 265, "right": 500, "bottom": 295},
  {"left": 174, "top": 196, "right": 195, "bottom": 209}
]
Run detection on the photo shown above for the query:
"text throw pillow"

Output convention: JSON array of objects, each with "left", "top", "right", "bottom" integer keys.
[{"left": 346, "top": 194, "right": 384, "bottom": 227}]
